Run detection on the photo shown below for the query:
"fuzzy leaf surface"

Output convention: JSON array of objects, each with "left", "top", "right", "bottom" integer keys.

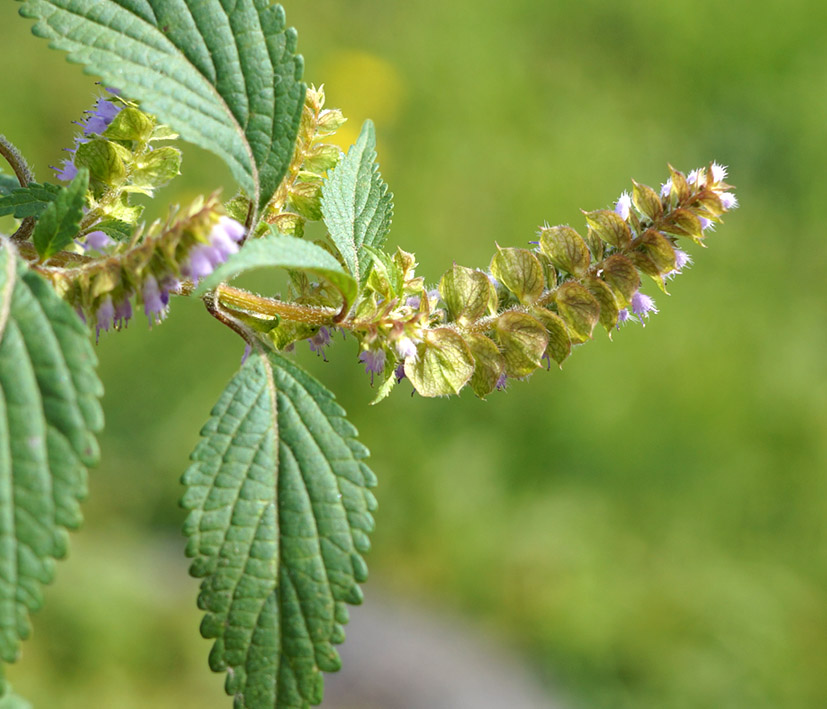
[
  {"left": 0, "top": 238, "right": 103, "bottom": 666},
  {"left": 18, "top": 0, "right": 306, "bottom": 212},
  {"left": 182, "top": 351, "right": 376, "bottom": 708},
  {"left": 32, "top": 169, "right": 88, "bottom": 260},
  {"left": 0, "top": 182, "right": 60, "bottom": 219},
  {"left": 195, "top": 229, "right": 357, "bottom": 311},
  {"left": 321, "top": 120, "right": 393, "bottom": 282}
]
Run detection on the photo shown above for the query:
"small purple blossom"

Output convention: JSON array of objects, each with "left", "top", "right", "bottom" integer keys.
[
  {"left": 699, "top": 217, "right": 714, "bottom": 232},
  {"left": 83, "top": 98, "right": 122, "bottom": 136},
  {"left": 308, "top": 326, "right": 332, "bottom": 360},
  {"left": 95, "top": 295, "right": 115, "bottom": 339},
  {"left": 181, "top": 216, "right": 244, "bottom": 283},
  {"left": 405, "top": 295, "right": 421, "bottom": 309},
  {"left": 615, "top": 191, "right": 631, "bottom": 221},
  {"left": 394, "top": 362, "right": 406, "bottom": 382},
  {"left": 395, "top": 336, "right": 418, "bottom": 360},
  {"left": 142, "top": 275, "right": 168, "bottom": 324},
  {"left": 720, "top": 192, "right": 738, "bottom": 210},
  {"left": 54, "top": 159, "right": 78, "bottom": 182},
  {"left": 710, "top": 162, "right": 727, "bottom": 184},
  {"left": 358, "top": 349, "right": 386, "bottom": 385},
  {"left": 496, "top": 372, "right": 508, "bottom": 391},
  {"left": 631, "top": 291, "right": 658, "bottom": 325},
  {"left": 616, "top": 308, "right": 630, "bottom": 328},
  {"left": 674, "top": 249, "right": 691, "bottom": 271},
  {"left": 660, "top": 179, "right": 672, "bottom": 199},
  {"left": 687, "top": 169, "right": 700, "bottom": 185},
  {"left": 84, "top": 230, "right": 113, "bottom": 251},
  {"left": 114, "top": 297, "right": 132, "bottom": 329}
]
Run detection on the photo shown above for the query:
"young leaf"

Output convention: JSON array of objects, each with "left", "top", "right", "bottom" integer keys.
[
  {"left": 182, "top": 350, "right": 376, "bottom": 707},
  {"left": 0, "top": 182, "right": 60, "bottom": 219},
  {"left": 32, "top": 168, "right": 88, "bottom": 260},
  {"left": 195, "top": 229, "right": 357, "bottom": 311},
  {"left": 321, "top": 120, "right": 393, "bottom": 282},
  {"left": 18, "top": 0, "right": 306, "bottom": 212},
  {"left": 0, "top": 237, "right": 103, "bottom": 667}
]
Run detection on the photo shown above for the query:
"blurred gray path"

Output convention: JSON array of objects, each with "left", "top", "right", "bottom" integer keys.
[{"left": 323, "top": 589, "right": 566, "bottom": 709}]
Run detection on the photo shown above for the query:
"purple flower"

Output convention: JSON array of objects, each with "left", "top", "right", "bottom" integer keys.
[
  {"left": 217, "top": 215, "right": 245, "bottom": 243},
  {"left": 710, "top": 162, "right": 727, "bottom": 184},
  {"left": 358, "top": 349, "right": 386, "bottom": 385},
  {"left": 405, "top": 295, "right": 421, "bottom": 309},
  {"left": 660, "top": 179, "right": 672, "bottom": 199},
  {"left": 496, "top": 372, "right": 508, "bottom": 390},
  {"left": 83, "top": 98, "right": 122, "bottom": 136},
  {"left": 687, "top": 169, "right": 700, "bottom": 185},
  {"left": 394, "top": 362, "right": 406, "bottom": 382},
  {"left": 631, "top": 291, "right": 658, "bottom": 325},
  {"left": 395, "top": 336, "right": 418, "bottom": 360},
  {"left": 616, "top": 308, "right": 630, "bottom": 329},
  {"left": 182, "top": 244, "right": 218, "bottom": 282},
  {"left": 308, "top": 326, "right": 332, "bottom": 360},
  {"left": 54, "top": 159, "right": 78, "bottom": 182},
  {"left": 143, "top": 275, "right": 168, "bottom": 324},
  {"left": 95, "top": 295, "right": 115, "bottom": 339},
  {"left": 84, "top": 230, "right": 113, "bottom": 251},
  {"left": 699, "top": 217, "right": 714, "bottom": 231},
  {"left": 666, "top": 248, "right": 693, "bottom": 280},
  {"left": 720, "top": 192, "right": 738, "bottom": 210},
  {"left": 615, "top": 191, "right": 631, "bottom": 221},
  {"left": 114, "top": 297, "right": 132, "bottom": 329}
]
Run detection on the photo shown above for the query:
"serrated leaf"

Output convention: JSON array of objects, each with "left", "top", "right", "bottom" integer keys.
[
  {"left": 195, "top": 229, "right": 357, "bottom": 312},
  {"left": 321, "top": 121, "right": 393, "bottom": 282},
  {"left": 19, "top": 0, "right": 306, "bottom": 213},
  {"left": 0, "top": 237, "right": 103, "bottom": 667},
  {"left": 181, "top": 350, "right": 375, "bottom": 708},
  {"left": 0, "top": 174, "right": 22, "bottom": 198},
  {"left": 0, "top": 182, "right": 60, "bottom": 219},
  {"left": 32, "top": 168, "right": 88, "bottom": 260}
]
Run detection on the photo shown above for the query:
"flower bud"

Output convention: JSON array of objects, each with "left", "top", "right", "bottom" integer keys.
[
  {"left": 538, "top": 225, "right": 591, "bottom": 277},
  {"left": 464, "top": 333, "right": 505, "bottom": 399},
  {"left": 554, "top": 281, "right": 600, "bottom": 343},
  {"left": 495, "top": 311, "right": 548, "bottom": 378},
  {"left": 439, "top": 264, "right": 492, "bottom": 324},
  {"left": 404, "top": 328, "right": 474, "bottom": 397},
  {"left": 489, "top": 246, "right": 545, "bottom": 305},
  {"left": 583, "top": 210, "right": 632, "bottom": 250}
]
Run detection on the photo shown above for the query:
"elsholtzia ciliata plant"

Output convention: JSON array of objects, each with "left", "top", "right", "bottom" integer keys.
[{"left": 0, "top": 2, "right": 737, "bottom": 707}]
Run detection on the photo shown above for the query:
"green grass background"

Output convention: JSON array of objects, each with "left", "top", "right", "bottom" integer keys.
[{"left": 2, "top": 1, "right": 827, "bottom": 707}]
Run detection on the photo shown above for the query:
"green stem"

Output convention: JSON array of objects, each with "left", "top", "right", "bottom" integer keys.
[{"left": 0, "top": 135, "right": 36, "bottom": 242}]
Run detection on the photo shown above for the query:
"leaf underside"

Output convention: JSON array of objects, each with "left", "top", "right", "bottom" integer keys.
[
  {"left": 182, "top": 351, "right": 376, "bottom": 708},
  {"left": 18, "top": 0, "right": 307, "bottom": 212},
  {"left": 321, "top": 120, "right": 393, "bottom": 283},
  {"left": 0, "top": 238, "right": 103, "bottom": 668},
  {"left": 194, "top": 230, "right": 358, "bottom": 310}
]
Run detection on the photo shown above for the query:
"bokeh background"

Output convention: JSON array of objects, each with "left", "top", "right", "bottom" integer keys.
[{"left": 2, "top": 1, "right": 827, "bottom": 707}]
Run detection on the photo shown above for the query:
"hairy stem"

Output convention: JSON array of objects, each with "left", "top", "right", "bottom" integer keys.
[{"left": 0, "top": 135, "right": 37, "bottom": 242}]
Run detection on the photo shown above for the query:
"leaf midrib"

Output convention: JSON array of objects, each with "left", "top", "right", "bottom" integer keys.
[{"left": 50, "top": 0, "right": 260, "bottom": 205}]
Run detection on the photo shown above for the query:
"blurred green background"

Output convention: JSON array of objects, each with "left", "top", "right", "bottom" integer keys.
[{"left": 2, "top": 1, "right": 827, "bottom": 707}]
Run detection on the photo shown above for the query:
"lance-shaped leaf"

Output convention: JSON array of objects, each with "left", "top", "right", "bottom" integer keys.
[
  {"left": 32, "top": 168, "right": 88, "bottom": 260},
  {"left": 0, "top": 238, "right": 103, "bottom": 666},
  {"left": 0, "top": 182, "right": 60, "bottom": 219},
  {"left": 182, "top": 351, "right": 376, "bottom": 708},
  {"left": 321, "top": 121, "right": 393, "bottom": 282},
  {"left": 18, "top": 0, "right": 306, "bottom": 212},
  {"left": 195, "top": 230, "right": 357, "bottom": 312}
]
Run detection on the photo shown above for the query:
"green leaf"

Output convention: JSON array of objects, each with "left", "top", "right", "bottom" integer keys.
[
  {"left": 195, "top": 230, "right": 357, "bottom": 311},
  {"left": 0, "top": 174, "right": 20, "bottom": 198},
  {"left": 0, "top": 182, "right": 60, "bottom": 219},
  {"left": 321, "top": 121, "right": 393, "bottom": 282},
  {"left": 0, "top": 237, "right": 103, "bottom": 667},
  {"left": 182, "top": 350, "right": 376, "bottom": 708},
  {"left": 32, "top": 168, "right": 88, "bottom": 260},
  {"left": 19, "top": 0, "right": 306, "bottom": 212}
]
